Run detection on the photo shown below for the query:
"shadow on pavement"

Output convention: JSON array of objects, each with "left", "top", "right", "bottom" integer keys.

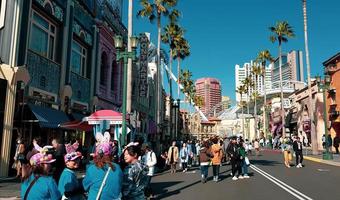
[
  {"left": 251, "top": 159, "right": 281, "bottom": 166},
  {"left": 153, "top": 180, "right": 200, "bottom": 199}
]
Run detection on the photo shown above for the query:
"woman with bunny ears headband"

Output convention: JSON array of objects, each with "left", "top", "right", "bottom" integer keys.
[
  {"left": 21, "top": 146, "right": 61, "bottom": 200},
  {"left": 83, "top": 131, "right": 123, "bottom": 200},
  {"left": 58, "top": 141, "right": 84, "bottom": 200}
]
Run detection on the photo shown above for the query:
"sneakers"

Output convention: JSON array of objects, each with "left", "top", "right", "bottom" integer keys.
[
  {"left": 244, "top": 175, "right": 250, "bottom": 178},
  {"left": 238, "top": 175, "right": 244, "bottom": 179},
  {"left": 232, "top": 176, "right": 238, "bottom": 181},
  {"left": 296, "top": 163, "right": 303, "bottom": 168}
]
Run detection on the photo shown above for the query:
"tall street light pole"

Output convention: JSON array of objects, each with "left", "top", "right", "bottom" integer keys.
[
  {"left": 127, "top": 0, "right": 133, "bottom": 114},
  {"left": 316, "top": 75, "right": 333, "bottom": 160},
  {"left": 115, "top": 35, "right": 138, "bottom": 146}
]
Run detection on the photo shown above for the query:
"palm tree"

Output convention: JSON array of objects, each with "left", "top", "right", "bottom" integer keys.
[
  {"left": 302, "top": 0, "right": 316, "bottom": 155},
  {"left": 251, "top": 63, "right": 262, "bottom": 139},
  {"left": 237, "top": 85, "right": 247, "bottom": 136},
  {"left": 242, "top": 75, "right": 254, "bottom": 114},
  {"left": 256, "top": 50, "right": 274, "bottom": 137},
  {"left": 173, "top": 37, "right": 190, "bottom": 97},
  {"left": 137, "top": 0, "right": 178, "bottom": 129},
  {"left": 161, "top": 23, "right": 184, "bottom": 98},
  {"left": 269, "top": 21, "right": 295, "bottom": 137},
  {"left": 194, "top": 95, "right": 204, "bottom": 109}
]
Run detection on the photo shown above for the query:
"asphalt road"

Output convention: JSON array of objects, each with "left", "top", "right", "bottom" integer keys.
[{"left": 151, "top": 150, "right": 340, "bottom": 200}]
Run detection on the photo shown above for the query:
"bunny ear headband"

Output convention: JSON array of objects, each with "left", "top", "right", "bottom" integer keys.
[
  {"left": 94, "top": 131, "right": 112, "bottom": 157},
  {"left": 65, "top": 141, "right": 79, "bottom": 154}
]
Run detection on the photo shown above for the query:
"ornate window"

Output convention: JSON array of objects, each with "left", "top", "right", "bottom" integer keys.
[
  {"left": 71, "top": 40, "right": 87, "bottom": 76},
  {"left": 100, "top": 52, "right": 108, "bottom": 85},
  {"left": 111, "top": 60, "right": 118, "bottom": 91},
  {"left": 29, "top": 10, "right": 56, "bottom": 60}
]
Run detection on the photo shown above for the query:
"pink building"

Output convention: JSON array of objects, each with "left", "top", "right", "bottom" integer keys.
[{"left": 195, "top": 78, "right": 222, "bottom": 117}]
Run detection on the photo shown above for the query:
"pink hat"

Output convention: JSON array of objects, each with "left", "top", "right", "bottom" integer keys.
[
  {"left": 30, "top": 153, "right": 56, "bottom": 166},
  {"left": 64, "top": 151, "right": 82, "bottom": 162},
  {"left": 95, "top": 143, "right": 112, "bottom": 156}
]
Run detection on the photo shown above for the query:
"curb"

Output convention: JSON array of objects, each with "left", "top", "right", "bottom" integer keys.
[{"left": 304, "top": 156, "right": 340, "bottom": 167}]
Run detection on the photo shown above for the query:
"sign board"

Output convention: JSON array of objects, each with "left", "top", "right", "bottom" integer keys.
[
  {"left": 139, "top": 33, "right": 149, "bottom": 97},
  {"left": 0, "top": 0, "right": 6, "bottom": 29},
  {"left": 88, "top": 120, "right": 122, "bottom": 125}
]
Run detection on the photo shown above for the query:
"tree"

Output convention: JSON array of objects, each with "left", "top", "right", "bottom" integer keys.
[
  {"left": 236, "top": 85, "right": 247, "bottom": 137},
  {"left": 256, "top": 50, "right": 274, "bottom": 137},
  {"left": 193, "top": 95, "right": 204, "bottom": 108},
  {"left": 302, "top": 0, "right": 316, "bottom": 155},
  {"left": 137, "top": 0, "right": 178, "bottom": 130},
  {"left": 173, "top": 37, "right": 190, "bottom": 97},
  {"left": 251, "top": 63, "right": 262, "bottom": 138},
  {"left": 269, "top": 21, "right": 295, "bottom": 137},
  {"left": 161, "top": 22, "right": 184, "bottom": 98}
]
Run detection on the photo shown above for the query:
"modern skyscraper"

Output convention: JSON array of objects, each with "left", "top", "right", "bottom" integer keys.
[
  {"left": 195, "top": 78, "right": 222, "bottom": 117},
  {"left": 235, "top": 61, "right": 272, "bottom": 102},
  {"left": 271, "top": 50, "right": 304, "bottom": 83}
]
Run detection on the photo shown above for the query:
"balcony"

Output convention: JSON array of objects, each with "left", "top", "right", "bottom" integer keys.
[
  {"left": 325, "top": 64, "right": 338, "bottom": 75},
  {"left": 70, "top": 72, "right": 90, "bottom": 103},
  {"left": 26, "top": 50, "right": 61, "bottom": 94}
]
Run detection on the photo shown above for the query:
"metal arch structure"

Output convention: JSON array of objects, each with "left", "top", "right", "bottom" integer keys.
[
  {"left": 262, "top": 80, "right": 307, "bottom": 96},
  {"left": 206, "top": 99, "right": 235, "bottom": 117}
]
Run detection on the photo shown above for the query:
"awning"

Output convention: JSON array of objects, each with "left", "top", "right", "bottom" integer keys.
[
  {"left": 84, "top": 110, "right": 123, "bottom": 125},
  {"left": 28, "top": 104, "right": 70, "bottom": 128},
  {"left": 59, "top": 120, "right": 92, "bottom": 132}
]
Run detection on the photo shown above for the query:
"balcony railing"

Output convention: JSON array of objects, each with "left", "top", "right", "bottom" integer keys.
[
  {"left": 70, "top": 72, "right": 90, "bottom": 103},
  {"left": 26, "top": 50, "right": 61, "bottom": 94}
]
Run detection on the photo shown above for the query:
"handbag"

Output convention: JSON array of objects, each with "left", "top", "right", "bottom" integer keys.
[{"left": 244, "top": 157, "right": 250, "bottom": 166}]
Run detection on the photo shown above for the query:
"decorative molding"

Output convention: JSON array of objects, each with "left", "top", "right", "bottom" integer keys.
[
  {"left": 34, "top": 0, "right": 64, "bottom": 22},
  {"left": 73, "top": 20, "right": 93, "bottom": 45}
]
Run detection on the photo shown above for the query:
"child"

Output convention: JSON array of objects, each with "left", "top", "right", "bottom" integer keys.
[
  {"left": 58, "top": 142, "right": 83, "bottom": 200},
  {"left": 122, "top": 144, "right": 148, "bottom": 200}
]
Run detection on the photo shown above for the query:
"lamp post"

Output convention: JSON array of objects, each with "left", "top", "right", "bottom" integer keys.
[
  {"left": 316, "top": 75, "right": 333, "bottom": 160},
  {"left": 115, "top": 35, "right": 138, "bottom": 146}
]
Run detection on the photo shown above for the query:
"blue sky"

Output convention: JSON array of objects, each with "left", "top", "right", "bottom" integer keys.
[{"left": 123, "top": 0, "right": 340, "bottom": 102}]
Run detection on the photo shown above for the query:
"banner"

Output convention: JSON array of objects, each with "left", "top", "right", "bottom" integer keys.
[{"left": 139, "top": 33, "right": 149, "bottom": 97}]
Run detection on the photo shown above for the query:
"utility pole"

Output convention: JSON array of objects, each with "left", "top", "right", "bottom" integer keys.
[{"left": 126, "top": 0, "right": 133, "bottom": 114}]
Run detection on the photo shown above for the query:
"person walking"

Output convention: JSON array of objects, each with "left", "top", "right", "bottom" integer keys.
[
  {"left": 211, "top": 137, "right": 223, "bottom": 182},
  {"left": 327, "top": 134, "right": 333, "bottom": 153},
  {"left": 21, "top": 147, "right": 61, "bottom": 200},
  {"left": 199, "top": 141, "right": 213, "bottom": 183},
  {"left": 227, "top": 137, "right": 242, "bottom": 180},
  {"left": 254, "top": 139, "right": 260, "bottom": 156},
  {"left": 293, "top": 137, "right": 304, "bottom": 168},
  {"left": 180, "top": 143, "right": 189, "bottom": 172},
  {"left": 281, "top": 137, "right": 292, "bottom": 168},
  {"left": 333, "top": 135, "right": 340, "bottom": 154},
  {"left": 142, "top": 144, "right": 157, "bottom": 199},
  {"left": 52, "top": 138, "right": 67, "bottom": 182},
  {"left": 167, "top": 141, "right": 179, "bottom": 173},
  {"left": 239, "top": 140, "right": 250, "bottom": 179}
]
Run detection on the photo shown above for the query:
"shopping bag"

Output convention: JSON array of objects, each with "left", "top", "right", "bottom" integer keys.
[{"left": 245, "top": 157, "right": 250, "bottom": 166}]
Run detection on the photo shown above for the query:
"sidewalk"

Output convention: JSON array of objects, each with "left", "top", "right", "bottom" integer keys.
[{"left": 303, "top": 148, "right": 340, "bottom": 167}]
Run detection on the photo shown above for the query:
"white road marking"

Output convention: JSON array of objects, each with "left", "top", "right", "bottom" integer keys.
[
  {"left": 317, "top": 169, "right": 330, "bottom": 172},
  {"left": 250, "top": 164, "right": 313, "bottom": 200}
]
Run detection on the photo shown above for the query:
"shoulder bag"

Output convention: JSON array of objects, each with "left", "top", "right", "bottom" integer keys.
[{"left": 24, "top": 175, "right": 40, "bottom": 200}]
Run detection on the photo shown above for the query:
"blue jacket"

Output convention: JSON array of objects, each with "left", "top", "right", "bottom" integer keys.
[
  {"left": 180, "top": 147, "right": 189, "bottom": 162},
  {"left": 83, "top": 162, "right": 123, "bottom": 200},
  {"left": 21, "top": 174, "right": 61, "bottom": 200},
  {"left": 58, "top": 168, "right": 82, "bottom": 200},
  {"left": 122, "top": 161, "right": 148, "bottom": 200}
]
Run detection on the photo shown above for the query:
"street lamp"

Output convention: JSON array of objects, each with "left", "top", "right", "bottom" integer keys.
[
  {"left": 315, "top": 75, "right": 333, "bottom": 160},
  {"left": 115, "top": 35, "right": 138, "bottom": 146}
]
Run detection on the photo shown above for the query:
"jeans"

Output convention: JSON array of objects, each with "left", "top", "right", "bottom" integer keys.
[
  {"left": 241, "top": 160, "right": 248, "bottom": 175},
  {"left": 295, "top": 151, "right": 303, "bottom": 165},
  {"left": 182, "top": 162, "right": 187, "bottom": 170},
  {"left": 212, "top": 165, "right": 220, "bottom": 177},
  {"left": 144, "top": 176, "right": 153, "bottom": 196},
  {"left": 200, "top": 165, "right": 209, "bottom": 178},
  {"left": 231, "top": 158, "right": 242, "bottom": 176}
]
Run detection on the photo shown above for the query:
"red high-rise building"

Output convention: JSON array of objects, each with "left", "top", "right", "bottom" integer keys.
[{"left": 195, "top": 78, "right": 222, "bottom": 117}]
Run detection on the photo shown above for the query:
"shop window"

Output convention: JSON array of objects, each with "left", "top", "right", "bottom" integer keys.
[{"left": 100, "top": 52, "right": 108, "bottom": 85}]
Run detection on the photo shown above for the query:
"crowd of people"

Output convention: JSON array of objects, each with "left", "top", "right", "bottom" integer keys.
[
  {"left": 15, "top": 131, "right": 157, "bottom": 200},
  {"left": 13, "top": 129, "right": 326, "bottom": 199}
]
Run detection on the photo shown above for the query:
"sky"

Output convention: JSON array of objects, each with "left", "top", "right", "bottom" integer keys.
[{"left": 123, "top": 0, "right": 340, "bottom": 103}]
